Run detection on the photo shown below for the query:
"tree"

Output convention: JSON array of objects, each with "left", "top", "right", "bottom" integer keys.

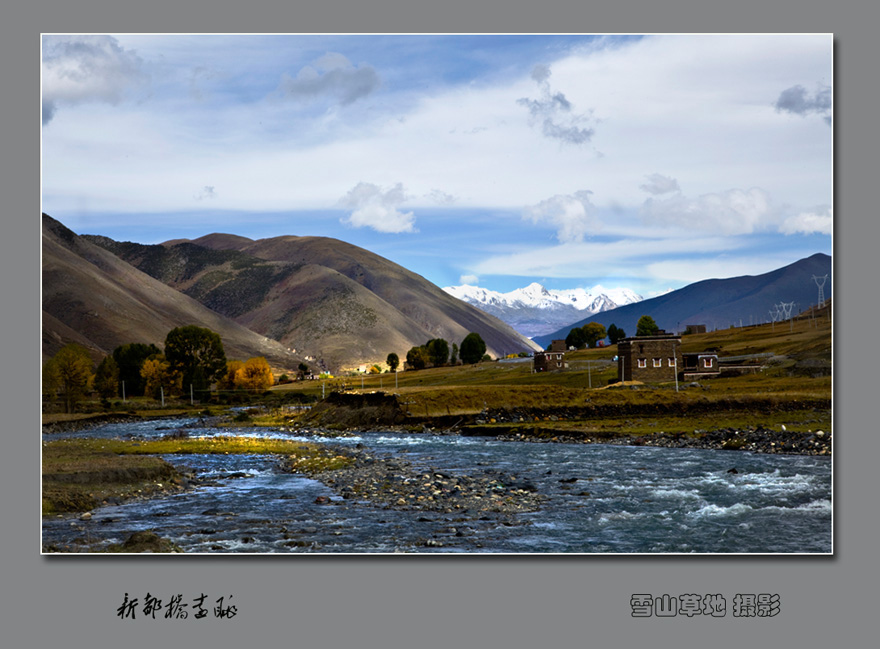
[
  {"left": 164, "top": 325, "right": 227, "bottom": 391},
  {"left": 607, "top": 323, "right": 626, "bottom": 345},
  {"left": 450, "top": 343, "right": 459, "bottom": 365},
  {"left": 94, "top": 355, "right": 120, "bottom": 399},
  {"left": 581, "top": 322, "right": 607, "bottom": 348},
  {"left": 636, "top": 315, "right": 660, "bottom": 337},
  {"left": 565, "top": 327, "right": 586, "bottom": 349},
  {"left": 459, "top": 332, "right": 487, "bottom": 364},
  {"left": 298, "top": 362, "right": 310, "bottom": 380},
  {"left": 217, "top": 360, "right": 244, "bottom": 391},
  {"left": 386, "top": 353, "right": 399, "bottom": 372},
  {"left": 425, "top": 338, "right": 450, "bottom": 367},
  {"left": 234, "top": 357, "right": 274, "bottom": 392},
  {"left": 112, "top": 343, "right": 161, "bottom": 397},
  {"left": 44, "top": 344, "right": 94, "bottom": 413},
  {"left": 140, "top": 355, "right": 182, "bottom": 400},
  {"left": 406, "top": 346, "right": 429, "bottom": 370}
]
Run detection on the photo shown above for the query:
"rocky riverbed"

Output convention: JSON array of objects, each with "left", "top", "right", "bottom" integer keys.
[
  {"left": 490, "top": 426, "right": 831, "bottom": 455},
  {"left": 289, "top": 444, "right": 546, "bottom": 516}
]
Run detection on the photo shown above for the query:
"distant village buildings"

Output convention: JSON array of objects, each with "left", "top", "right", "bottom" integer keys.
[
  {"left": 616, "top": 332, "right": 683, "bottom": 382},
  {"left": 534, "top": 339, "right": 568, "bottom": 372}
]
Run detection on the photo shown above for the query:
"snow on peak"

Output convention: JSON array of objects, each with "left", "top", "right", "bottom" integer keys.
[{"left": 443, "top": 282, "right": 643, "bottom": 313}]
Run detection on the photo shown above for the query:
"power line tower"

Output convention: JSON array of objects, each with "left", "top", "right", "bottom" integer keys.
[
  {"left": 781, "top": 301, "right": 795, "bottom": 332},
  {"left": 813, "top": 274, "right": 828, "bottom": 309}
]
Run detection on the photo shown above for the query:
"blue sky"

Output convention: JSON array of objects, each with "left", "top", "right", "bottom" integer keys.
[{"left": 41, "top": 34, "right": 832, "bottom": 296}]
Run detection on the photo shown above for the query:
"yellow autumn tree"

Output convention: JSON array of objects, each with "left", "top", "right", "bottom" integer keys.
[
  {"left": 141, "top": 356, "right": 182, "bottom": 400},
  {"left": 217, "top": 359, "right": 244, "bottom": 391},
  {"left": 234, "top": 357, "right": 274, "bottom": 392}
]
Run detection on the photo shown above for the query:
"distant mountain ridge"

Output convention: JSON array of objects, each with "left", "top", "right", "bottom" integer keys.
[
  {"left": 532, "top": 253, "right": 832, "bottom": 349},
  {"left": 69, "top": 220, "right": 539, "bottom": 371},
  {"left": 444, "top": 282, "right": 643, "bottom": 338}
]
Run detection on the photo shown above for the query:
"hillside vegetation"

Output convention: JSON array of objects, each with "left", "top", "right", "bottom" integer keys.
[{"left": 278, "top": 311, "right": 831, "bottom": 437}]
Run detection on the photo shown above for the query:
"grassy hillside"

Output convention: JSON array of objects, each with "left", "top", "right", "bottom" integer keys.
[{"left": 274, "top": 311, "right": 831, "bottom": 435}]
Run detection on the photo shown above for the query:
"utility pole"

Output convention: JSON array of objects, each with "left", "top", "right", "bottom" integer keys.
[
  {"left": 674, "top": 356, "right": 679, "bottom": 392},
  {"left": 121, "top": 381, "right": 125, "bottom": 402}
]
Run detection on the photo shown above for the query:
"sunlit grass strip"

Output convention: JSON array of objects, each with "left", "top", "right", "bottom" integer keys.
[{"left": 43, "top": 435, "right": 349, "bottom": 458}]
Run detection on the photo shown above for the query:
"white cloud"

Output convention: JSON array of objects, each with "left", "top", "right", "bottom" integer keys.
[
  {"left": 524, "top": 191, "right": 599, "bottom": 243},
  {"left": 470, "top": 236, "right": 737, "bottom": 280},
  {"left": 276, "top": 52, "right": 380, "bottom": 106},
  {"left": 516, "top": 64, "right": 596, "bottom": 146},
  {"left": 40, "top": 34, "right": 832, "bottom": 263},
  {"left": 775, "top": 83, "right": 832, "bottom": 125},
  {"left": 779, "top": 206, "right": 832, "bottom": 235},
  {"left": 339, "top": 182, "right": 416, "bottom": 233},
  {"left": 641, "top": 187, "right": 771, "bottom": 235},
  {"left": 645, "top": 255, "right": 801, "bottom": 284},
  {"left": 427, "top": 189, "right": 456, "bottom": 205},
  {"left": 195, "top": 185, "right": 217, "bottom": 200},
  {"left": 639, "top": 173, "right": 680, "bottom": 195},
  {"left": 459, "top": 274, "right": 479, "bottom": 285},
  {"left": 42, "top": 35, "right": 148, "bottom": 125}
]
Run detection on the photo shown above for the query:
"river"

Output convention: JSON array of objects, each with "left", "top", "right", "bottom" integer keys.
[{"left": 42, "top": 418, "right": 832, "bottom": 554}]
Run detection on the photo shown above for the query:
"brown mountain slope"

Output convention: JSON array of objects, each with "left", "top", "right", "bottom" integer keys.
[
  {"left": 41, "top": 214, "right": 302, "bottom": 371},
  {"left": 163, "top": 233, "right": 537, "bottom": 366}
]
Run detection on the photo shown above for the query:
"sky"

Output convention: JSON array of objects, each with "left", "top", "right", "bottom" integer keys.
[{"left": 41, "top": 34, "right": 832, "bottom": 297}]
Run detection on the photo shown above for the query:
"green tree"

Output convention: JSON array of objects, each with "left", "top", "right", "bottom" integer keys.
[
  {"left": 406, "top": 346, "right": 429, "bottom": 370},
  {"left": 636, "top": 315, "right": 660, "bottom": 337},
  {"left": 425, "top": 338, "right": 450, "bottom": 367},
  {"left": 298, "top": 362, "right": 310, "bottom": 379},
  {"left": 94, "top": 355, "right": 120, "bottom": 399},
  {"left": 386, "top": 353, "right": 400, "bottom": 372},
  {"left": 607, "top": 323, "right": 626, "bottom": 345},
  {"left": 44, "top": 344, "right": 94, "bottom": 413},
  {"left": 565, "top": 326, "right": 586, "bottom": 349},
  {"left": 581, "top": 322, "right": 607, "bottom": 348},
  {"left": 450, "top": 343, "right": 459, "bottom": 365},
  {"left": 459, "top": 332, "right": 487, "bottom": 364},
  {"left": 112, "top": 343, "right": 161, "bottom": 396},
  {"left": 164, "top": 325, "right": 227, "bottom": 391}
]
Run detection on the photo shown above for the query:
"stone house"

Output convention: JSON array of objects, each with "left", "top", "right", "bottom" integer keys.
[
  {"left": 534, "top": 339, "right": 568, "bottom": 372},
  {"left": 681, "top": 352, "right": 720, "bottom": 379},
  {"left": 617, "top": 333, "right": 682, "bottom": 382}
]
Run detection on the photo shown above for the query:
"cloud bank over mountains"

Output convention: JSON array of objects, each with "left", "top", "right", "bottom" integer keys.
[{"left": 42, "top": 34, "right": 832, "bottom": 296}]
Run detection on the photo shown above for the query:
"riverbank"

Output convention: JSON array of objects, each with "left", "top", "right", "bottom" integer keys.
[{"left": 292, "top": 391, "right": 832, "bottom": 456}]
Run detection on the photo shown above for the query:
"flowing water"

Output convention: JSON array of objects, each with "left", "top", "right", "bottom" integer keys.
[{"left": 42, "top": 419, "right": 832, "bottom": 554}]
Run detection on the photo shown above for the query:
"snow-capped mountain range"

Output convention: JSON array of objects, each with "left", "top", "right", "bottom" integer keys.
[{"left": 443, "top": 282, "right": 643, "bottom": 339}]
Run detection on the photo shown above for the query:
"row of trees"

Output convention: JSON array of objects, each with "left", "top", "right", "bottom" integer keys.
[
  {"left": 43, "top": 325, "right": 277, "bottom": 412},
  {"left": 563, "top": 315, "right": 661, "bottom": 350},
  {"left": 393, "top": 332, "right": 488, "bottom": 371}
]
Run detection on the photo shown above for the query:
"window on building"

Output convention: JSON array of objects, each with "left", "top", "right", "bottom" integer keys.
[
  {"left": 638, "top": 358, "right": 647, "bottom": 368},
  {"left": 653, "top": 358, "right": 662, "bottom": 368},
  {"left": 668, "top": 358, "right": 675, "bottom": 367},
  {"left": 703, "top": 358, "right": 713, "bottom": 368}
]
